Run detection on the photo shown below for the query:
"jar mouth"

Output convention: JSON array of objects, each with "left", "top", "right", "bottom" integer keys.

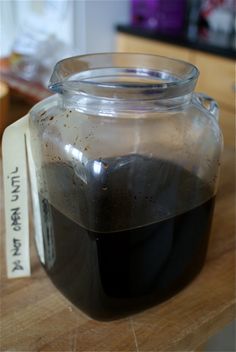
[{"left": 49, "top": 53, "right": 199, "bottom": 100}]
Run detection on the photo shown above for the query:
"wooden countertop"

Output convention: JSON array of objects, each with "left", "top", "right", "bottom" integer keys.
[{"left": 1, "top": 108, "right": 235, "bottom": 351}]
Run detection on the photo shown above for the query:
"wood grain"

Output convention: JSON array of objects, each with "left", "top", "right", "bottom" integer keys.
[{"left": 0, "top": 108, "right": 235, "bottom": 351}]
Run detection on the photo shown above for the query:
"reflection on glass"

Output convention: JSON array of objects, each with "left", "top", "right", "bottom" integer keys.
[{"left": 65, "top": 143, "right": 83, "bottom": 161}]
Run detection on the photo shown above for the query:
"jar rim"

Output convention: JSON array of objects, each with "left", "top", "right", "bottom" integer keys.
[{"left": 49, "top": 53, "right": 199, "bottom": 100}]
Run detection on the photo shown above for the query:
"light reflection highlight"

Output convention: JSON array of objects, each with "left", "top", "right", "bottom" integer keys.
[
  {"left": 65, "top": 144, "right": 83, "bottom": 162},
  {"left": 93, "top": 160, "right": 102, "bottom": 175}
]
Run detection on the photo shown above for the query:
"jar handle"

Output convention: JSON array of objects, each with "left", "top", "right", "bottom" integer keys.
[{"left": 194, "top": 92, "right": 219, "bottom": 122}]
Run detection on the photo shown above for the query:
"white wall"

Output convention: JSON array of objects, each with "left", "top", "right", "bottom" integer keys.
[
  {"left": 73, "top": 0, "right": 130, "bottom": 54},
  {"left": 0, "top": 1, "right": 17, "bottom": 56},
  {"left": 0, "top": 0, "right": 74, "bottom": 57},
  {"left": 0, "top": 0, "right": 130, "bottom": 57}
]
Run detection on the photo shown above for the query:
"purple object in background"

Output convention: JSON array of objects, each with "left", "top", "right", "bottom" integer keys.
[{"left": 131, "top": 0, "right": 187, "bottom": 32}]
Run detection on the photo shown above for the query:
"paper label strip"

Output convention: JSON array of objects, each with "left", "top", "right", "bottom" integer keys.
[{"left": 2, "top": 116, "right": 31, "bottom": 278}]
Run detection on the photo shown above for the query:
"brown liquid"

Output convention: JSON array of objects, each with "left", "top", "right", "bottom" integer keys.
[{"left": 38, "top": 156, "right": 215, "bottom": 320}]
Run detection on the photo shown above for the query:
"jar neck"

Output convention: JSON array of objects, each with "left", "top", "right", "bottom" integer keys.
[
  {"left": 59, "top": 92, "right": 192, "bottom": 116},
  {"left": 50, "top": 53, "right": 199, "bottom": 115}
]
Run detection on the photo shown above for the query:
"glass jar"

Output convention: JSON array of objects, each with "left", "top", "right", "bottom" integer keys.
[{"left": 5, "top": 53, "right": 223, "bottom": 320}]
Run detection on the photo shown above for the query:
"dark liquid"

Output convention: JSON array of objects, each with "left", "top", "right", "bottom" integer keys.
[{"left": 39, "top": 156, "right": 215, "bottom": 320}]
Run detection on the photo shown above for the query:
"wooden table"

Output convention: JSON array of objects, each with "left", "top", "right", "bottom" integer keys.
[{"left": 1, "top": 107, "right": 235, "bottom": 351}]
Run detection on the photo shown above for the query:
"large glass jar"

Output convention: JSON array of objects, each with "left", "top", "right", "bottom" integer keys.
[{"left": 26, "top": 54, "right": 222, "bottom": 319}]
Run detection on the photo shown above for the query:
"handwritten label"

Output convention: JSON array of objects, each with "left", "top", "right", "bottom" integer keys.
[
  {"left": 2, "top": 116, "right": 31, "bottom": 278},
  {"left": 12, "top": 238, "right": 22, "bottom": 256},
  {"left": 7, "top": 167, "right": 24, "bottom": 273}
]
